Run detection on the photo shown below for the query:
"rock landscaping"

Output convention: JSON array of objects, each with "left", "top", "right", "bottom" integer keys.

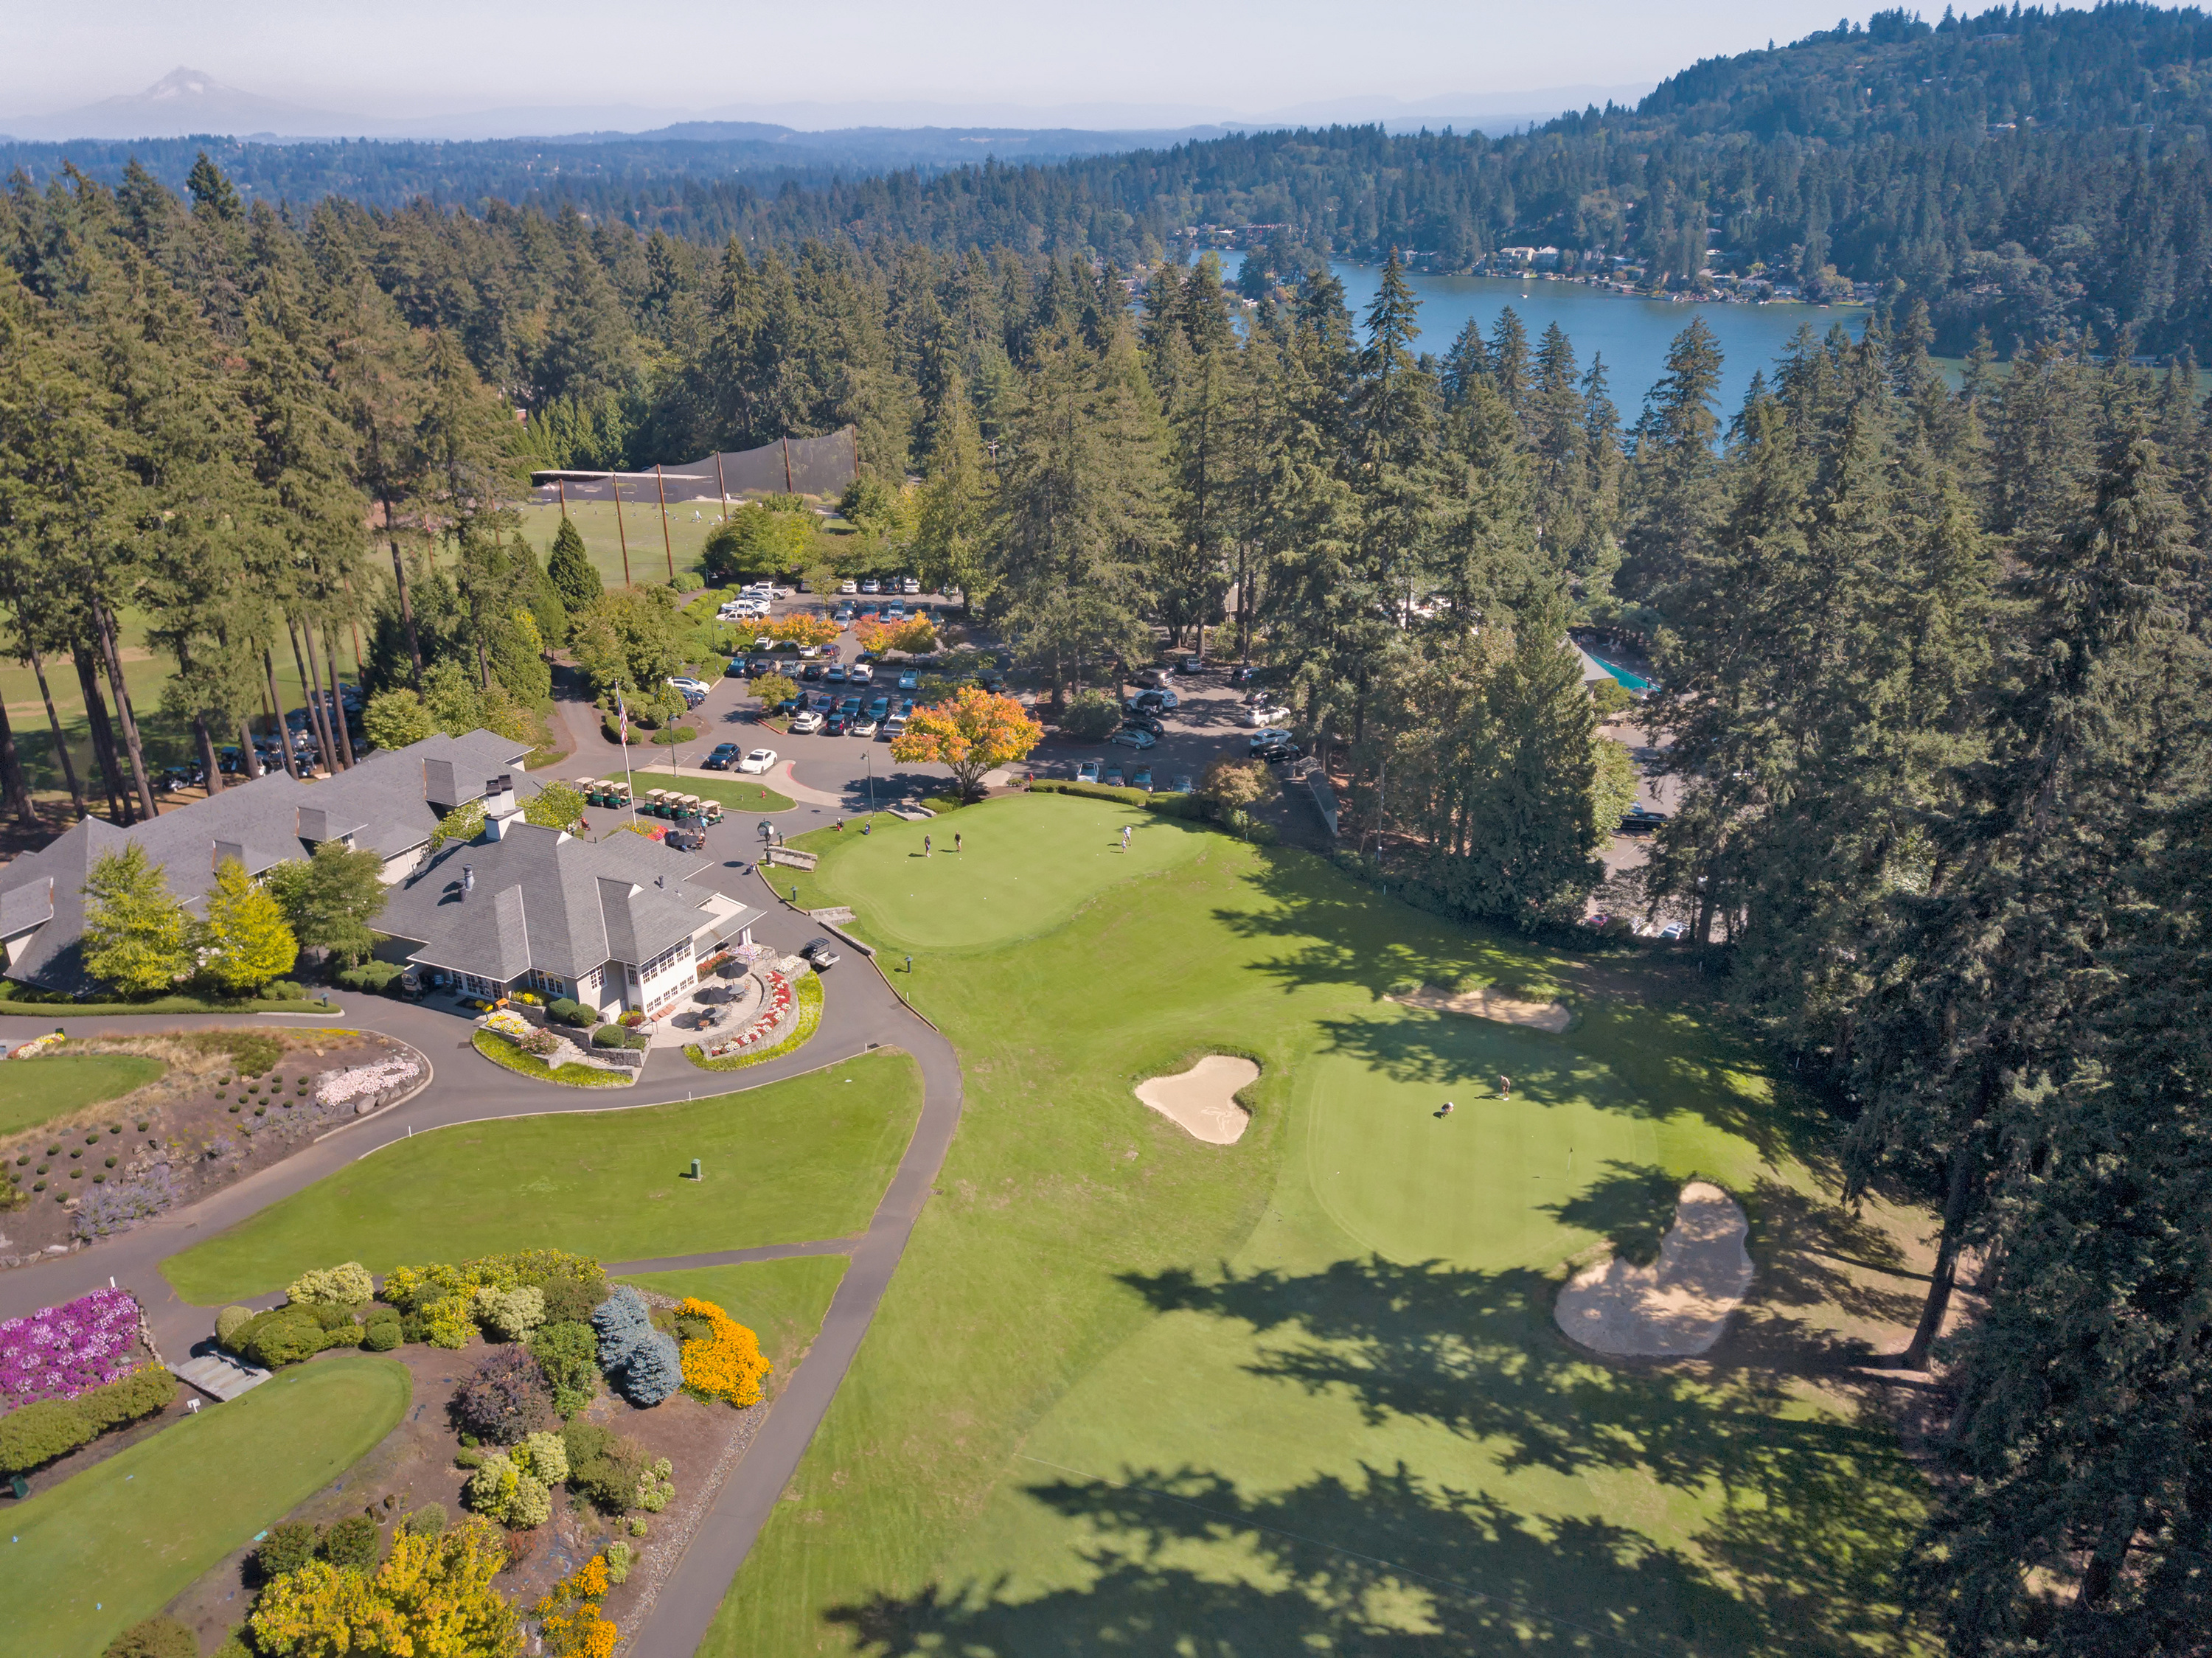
[{"left": 0, "top": 1030, "right": 423, "bottom": 1269}]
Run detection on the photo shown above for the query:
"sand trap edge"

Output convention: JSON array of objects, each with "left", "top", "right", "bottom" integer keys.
[
  {"left": 1554, "top": 1180, "right": 1753, "bottom": 1357},
  {"left": 1134, "top": 1054, "right": 1260, "bottom": 1146}
]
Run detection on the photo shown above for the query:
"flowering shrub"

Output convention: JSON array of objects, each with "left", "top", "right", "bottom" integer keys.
[
  {"left": 535, "top": 1555, "right": 618, "bottom": 1658},
  {"left": 450, "top": 1346, "right": 554, "bottom": 1443},
  {"left": 424, "top": 1298, "right": 475, "bottom": 1350},
  {"left": 6, "top": 1032, "right": 64, "bottom": 1059},
  {"left": 473, "top": 1285, "right": 546, "bottom": 1341},
  {"left": 636, "top": 1457, "right": 675, "bottom": 1512},
  {"left": 315, "top": 1055, "right": 420, "bottom": 1110},
  {"left": 285, "top": 1262, "right": 376, "bottom": 1306},
  {"left": 674, "top": 1298, "right": 773, "bottom": 1407},
  {"left": 70, "top": 1169, "right": 184, "bottom": 1241},
  {"left": 0, "top": 1288, "right": 142, "bottom": 1407},
  {"left": 383, "top": 1250, "right": 605, "bottom": 1316},
  {"left": 482, "top": 1009, "right": 532, "bottom": 1039}
]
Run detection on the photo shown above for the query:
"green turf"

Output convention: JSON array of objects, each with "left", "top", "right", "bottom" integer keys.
[
  {"left": 672, "top": 775, "right": 799, "bottom": 814},
  {"left": 707, "top": 797, "right": 1935, "bottom": 1657},
  {"left": 161, "top": 1049, "right": 924, "bottom": 1304},
  {"left": 0, "top": 1054, "right": 165, "bottom": 1138},
  {"left": 780, "top": 793, "right": 1210, "bottom": 952},
  {"left": 622, "top": 1254, "right": 850, "bottom": 1391},
  {"left": 11, "top": 1354, "right": 410, "bottom": 1658}
]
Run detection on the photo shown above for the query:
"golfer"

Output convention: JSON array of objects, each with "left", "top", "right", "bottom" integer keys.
[
  {"left": 1498, "top": 1073, "right": 1512, "bottom": 1099},
  {"left": 1120, "top": 824, "right": 1132, "bottom": 853},
  {"left": 954, "top": 831, "right": 963, "bottom": 854},
  {"left": 1441, "top": 1099, "right": 1455, "bottom": 1118},
  {"left": 924, "top": 833, "right": 933, "bottom": 857}
]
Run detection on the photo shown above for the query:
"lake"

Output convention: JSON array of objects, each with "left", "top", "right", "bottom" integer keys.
[{"left": 1222, "top": 254, "right": 1869, "bottom": 417}]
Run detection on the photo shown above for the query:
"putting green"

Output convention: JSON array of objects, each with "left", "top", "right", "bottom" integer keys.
[{"left": 799, "top": 793, "right": 1209, "bottom": 951}]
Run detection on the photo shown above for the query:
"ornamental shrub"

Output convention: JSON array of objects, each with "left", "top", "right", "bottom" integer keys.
[
  {"left": 255, "top": 1521, "right": 321, "bottom": 1581},
  {"left": 590, "top": 1025, "right": 625, "bottom": 1048},
  {"left": 334, "top": 960, "right": 403, "bottom": 995},
  {"left": 215, "top": 1305, "right": 254, "bottom": 1345},
  {"left": 381, "top": 1249, "right": 602, "bottom": 1314},
  {"left": 547, "top": 997, "right": 591, "bottom": 1028},
  {"left": 673, "top": 1297, "right": 773, "bottom": 1407},
  {"left": 589, "top": 1287, "right": 653, "bottom": 1371},
  {"left": 636, "top": 1460, "right": 675, "bottom": 1512},
  {"left": 285, "top": 1261, "right": 375, "bottom": 1306},
  {"left": 402, "top": 1502, "right": 447, "bottom": 1537},
  {"left": 450, "top": 1346, "right": 554, "bottom": 1443},
  {"left": 463, "top": 1452, "right": 520, "bottom": 1519},
  {"left": 423, "top": 1298, "right": 473, "bottom": 1350},
  {"left": 619, "top": 1330, "right": 682, "bottom": 1407},
  {"left": 505, "top": 1469, "right": 553, "bottom": 1528},
  {"left": 526, "top": 1320, "right": 599, "bottom": 1417},
  {"left": 361, "top": 1320, "right": 401, "bottom": 1352},
  {"left": 518, "top": 1028, "right": 561, "bottom": 1057},
  {"left": 319, "top": 1513, "right": 381, "bottom": 1570},
  {"left": 308, "top": 1301, "right": 360, "bottom": 1332},
  {"left": 516, "top": 1429, "right": 568, "bottom": 1485},
  {"left": 473, "top": 1284, "right": 546, "bottom": 1341},
  {"left": 0, "top": 1398, "right": 93, "bottom": 1474},
  {"left": 603, "top": 1539, "right": 633, "bottom": 1584},
  {"left": 236, "top": 1307, "right": 327, "bottom": 1369},
  {"left": 100, "top": 1615, "right": 198, "bottom": 1658},
  {"left": 73, "top": 1365, "right": 175, "bottom": 1432},
  {"left": 560, "top": 1420, "right": 644, "bottom": 1514}
]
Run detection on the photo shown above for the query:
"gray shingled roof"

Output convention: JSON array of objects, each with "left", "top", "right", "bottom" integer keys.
[
  {"left": 383, "top": 823, "right": 758, "bottom": 983},
  {"left": 0, "top": 728, "right": 530, "bottom": 991}
]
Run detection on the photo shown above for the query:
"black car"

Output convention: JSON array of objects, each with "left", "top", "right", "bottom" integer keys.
[
  {"left": 1253, "top": 740, "right": 1304, "bottom": 764},
  {"left": 1618, "top": 805, "right": 1670, "bottom": 834},
  {"left": 800, "top": 938, "right": 841, "bottom": 969},
  {"left": 824, "top": 711, "right": 851, "bottom": 736},
  {"left": 1121, "top": 711, "right": 1166, "bottom": 737},
  {"left": 801, "top": 663, "right": 825, "bottom": 682},
  {"left": 703, "top": 742, "right": 740, "bottom": 770},
  {"left": 1229, "top": 664, "right": 1262, "bottom": 686}
]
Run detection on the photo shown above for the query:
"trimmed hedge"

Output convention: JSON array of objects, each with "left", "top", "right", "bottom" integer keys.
[
  {"left": 0, "top": 1365, "right": 177, "bottom": 1474},
  {"left": 333, "top": 960, "right": 404, "bottom": 995},
  {"left": 546, "top": 997, "right": 593, "bottom": 1028},
  {"left": 591, "top": 1025, "right": 648, "bottom": 1050},
  {"left": 1029, "top": 779, "right": 1204, "bottom": 818},
  {"left": 472, "top": 1029, "right": 630, "bottom": 1087},
  {"left": 227, "top": 1304, "right": 361, "bottom": 1368}
]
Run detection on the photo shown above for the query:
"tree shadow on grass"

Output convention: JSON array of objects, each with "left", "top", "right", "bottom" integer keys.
[{"left": 1541, "top": 1160, "right": 1684, "bottom": 1267}]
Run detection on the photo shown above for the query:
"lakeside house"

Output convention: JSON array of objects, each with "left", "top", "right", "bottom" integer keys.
[{"left": 0, "top": 730, "right": 532, "bottom": 992}]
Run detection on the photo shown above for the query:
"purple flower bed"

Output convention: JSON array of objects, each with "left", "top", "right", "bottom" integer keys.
[{"left": 0, "top": 1287, "right": 142, "bottom": 1408}]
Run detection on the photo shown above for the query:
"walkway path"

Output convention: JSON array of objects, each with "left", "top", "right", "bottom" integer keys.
[{"left": 0, "top": 850, "right": 965, "bottom": 1658}]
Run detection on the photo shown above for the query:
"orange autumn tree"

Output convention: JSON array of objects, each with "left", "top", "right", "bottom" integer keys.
[
  {"left": 674, "top": 1296, "right": 773, "bottom": 1406},
  {"left": 767, "top": 613, "right": 840, "bottom": 651},
  {"left": 854, "top": 615, "right": 938, "bottom": 655},
  {"left": 890, "top": 685, "right": 1043, "bottom": 800},
  {"left": 536, "top": 1555, "right": 616, "bottom": 1658},
  {"left": 251, "top": 1517, "right": 521, "bottom": 1658}
]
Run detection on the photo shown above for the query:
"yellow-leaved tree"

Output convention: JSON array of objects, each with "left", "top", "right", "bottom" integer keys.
[
  {"left": 251, "top": 1518, "right": 521, "bottom": 1658},
  {"left": 535, "top": 1554, "right": 616, "bottom": 1658},
  {"left": 195, "top": 857, "right": 299, "bottom": 993},
  {"left": 889, "top": 686, "right": 1043, "bottom": 802}
]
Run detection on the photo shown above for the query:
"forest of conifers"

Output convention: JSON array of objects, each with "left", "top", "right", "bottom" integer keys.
[
  {"left": 4, "top": 9, "right": 2212, "bottom": 1643},
  {"left": 12, "top": 4, "right": 2212, "bottom": 356}
]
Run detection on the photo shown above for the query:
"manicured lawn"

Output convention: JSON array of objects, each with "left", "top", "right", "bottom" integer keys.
[
  {"left": 0, "top": 1053, "right": 165, "bottom": 1138},
  {"left": 678, "top": 775, "right": 799, "bottom": 815},
  {"left": 11, "top": 1354, "right": 410, "bottom": 1658},
  {"left": 708, "top": 796, "right": 1936, "bottom": 1657},
  {"left": 780, "top": 793, "right": 1210, "bottom": 952},
  {"left": 624, "top": 1254, "right": 849, "bottom": 1393},
  {"left": 162, "top": 1050, "right": 925, "bottom": 1304}
]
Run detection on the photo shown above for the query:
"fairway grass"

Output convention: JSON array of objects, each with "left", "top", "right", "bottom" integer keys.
[
  {"left": 163, "top": 1050, "right": 923, "bottom": 1304},
  {"left": 708, "top": 798, "right": 1936, "bottom": 1657},
  {"left": 0, "top": 1053, "right": 165, "bottom": 1138},
  {"left": 623, "top": 1254, "right": 850, "bottom": 1391},
  {"left": 12, "top": 1354, "right": 410, "bottom": 1658}
]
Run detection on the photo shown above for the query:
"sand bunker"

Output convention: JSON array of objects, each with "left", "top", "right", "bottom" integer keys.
[
  {"left": 1391, "top": 984, "right": 1571, "bottom": 1034},
  {"left": 1554, "top": 1181, "right": 1753, "bottom": 1356},
  {"left": 1135, "top": 1055, "right": 1259, "bottom": 1145}
]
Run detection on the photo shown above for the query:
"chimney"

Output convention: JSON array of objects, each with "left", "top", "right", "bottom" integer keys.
[{"left": 462, "top": 864, "right": 475, "bottom": 894}]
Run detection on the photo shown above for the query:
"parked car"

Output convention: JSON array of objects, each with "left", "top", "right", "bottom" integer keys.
[
  {"left": 1169, "top": 773, "right": 1195, "bottom": 793},
  {"left": 851, "top": 715, "right": 880, "bottom": 738},
  {"left": 897, "top": 670, "right": 919, "bottom": 690},
  {"left": 837, "top": 694, "right": 863, "bottom": 714},
  {"left": 824, "top": 712, "right": 851, "bottom": 736},
  {"left": 703, "top": 742, "right": 741, "bottom": 770},
  {"left": 1242, "top": 703, "right": 1293, "bottom": 727},
  {"left": 800, "top": 938, "right": 841, "bottom": 969},
  {"left": 1229, "top": 664, "right": 1262, "bottom": 686},
  {"left": 1253, "top": 739, "right": 1304, "bottom": 764},
  {"left": 901, "top": 577, "right": 922, "bottom": 593},
  {"left": 1247, "top": 728, "right": 1294, "bottom": 751},
  {"left": 1121, "top": 712, "right": 1166, "bottom": 737},
  {"left": 1109, "top": 726, "right": 1158, "bottom": 750},
  {"left": 749, "top": 658, "right": 777, "bottom": 676},
  {"left": 1102, "top": 762, "right": 1125, "bottom": 786},
  {"left": 860, "top": 578, "right": 882, "bottom": 593},
  {"left": 1618, "top": 805, "right": 1670, "bottom": 834},
  {"left": 825, "top": 663, "right": 848, "bottom": 683},
  {"left": 1658, "top": 921, "right": 1688, "bottom": 941},
  {"left": 791, "top": 710, "right": 824, "bottom": 734},
  {"left": 738, "top": 748, "right": 779, "bottom": 773},
  {"left": 1077, "top": 759, "right": 1103, "bottom": 784},
  {"left": 1130, "top": 690, "right": 1179, "bottom": 713},
  {"left": 866, "top": 697, "right": 890, "bottom": 722},
  {"left": 833, "top": 605, "right": 855, "bottom": 623},
  {"left": 849, "top": 663, "right": 874, "bottom": 684},
  {"left": 1130, "top": 767, "right": 1154, "bottom": 790},
  {"left": 1135, "top": 667, "right": 1174, "bottom": 689},
  {"left": 801, "top": 662, "right": 826, "bottom": 681},
  {"left": 838, "top": 579, "right": 858, "bottom": 594},
  {"left": 883, "top": 711, "right": 908, "bottom": 737},
  {"left": 810, "top": 692, "right": 834, "bottom": 712}
]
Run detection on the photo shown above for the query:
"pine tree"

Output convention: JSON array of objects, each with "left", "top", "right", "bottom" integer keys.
[
  {"left": 1617, "top": 318, "right": 1725, "bottom": 607},
  {"left": 546, "top": 518, "right": 604, "bottom": 614}
]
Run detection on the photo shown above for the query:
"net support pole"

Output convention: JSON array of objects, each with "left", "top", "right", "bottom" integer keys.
[
  {"left": 715, "top": 451, "right": 728, "bottom": 520},
  {"left": 656, "top": 464, "right": 675, "bottom": 582},
  {"left": 611, "top": 473, "right": 632, "bottom": 587},
  {"left": 782, "top": 437, "right": 793, "bottom": 495}
]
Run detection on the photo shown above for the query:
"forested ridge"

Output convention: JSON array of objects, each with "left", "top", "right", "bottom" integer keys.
[
  {"left": 4, "top": 58, "right": 2212, "bottom": 1642},
  {"left": 12, "top": 5, "right": 2212, "bottom": 358}
]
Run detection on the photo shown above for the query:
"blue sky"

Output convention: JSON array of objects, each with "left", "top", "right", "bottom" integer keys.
[{"left": 1, "top": 1, "right": 1975, "bottom": 129}]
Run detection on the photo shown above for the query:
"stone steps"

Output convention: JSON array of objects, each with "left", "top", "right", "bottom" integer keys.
[{"left": 171, "top": 1348, "right": 271, "bottom": 1403}]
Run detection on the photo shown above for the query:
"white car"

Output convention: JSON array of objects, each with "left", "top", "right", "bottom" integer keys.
[
  {"left": 790, "top": 710, "right": 824, "bottom": 734},
  {"left": 900, "top": 577, "right": 921, "bottom": 594},
  {"left": 1248, "top": 727, "right": 1294, "bottom": 750},
  {"left": 850, "top": 715, "right": 880, "bottom": 738},
  {"left": 668, "top": 676, "right": 712, "bottom": 697},
  {"left": 737, "top": 748, "right": 778, "bottom": 773},
  {"left": 838, "top": 579, "right": 858, "bottom": 594},
  {"left": 847, "top": 662, "right": 874, "bottom": 685},
  {"left": 1242, "top": 703, "right": 1293, "bottom": 727}
]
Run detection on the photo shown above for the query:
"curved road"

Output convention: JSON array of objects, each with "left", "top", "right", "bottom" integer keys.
[{"left": 0, "top": 844, "right": 963, "bottom": 1658}]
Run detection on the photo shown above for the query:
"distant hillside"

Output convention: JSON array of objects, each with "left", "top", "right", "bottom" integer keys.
[{"left": 6, "top": 7, "right": 2210, "bottom": 357}]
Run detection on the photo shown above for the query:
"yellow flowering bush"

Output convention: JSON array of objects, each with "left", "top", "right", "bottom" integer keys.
[
  {"left": 251, "top": 1517, "right": 520, "bottom": 1658},
  {"left": 423, "top": 1297, "right": 474, "bottom": 1350},
  {"left": 535, "top": 1555, "right": 617, "bottom": 1658},
  {"left": 383, "top": 1250, "right": 603, "bottom": 1314},
  {"left": 673, "top": 1297, "right": 772, "bottom": 1407}
]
